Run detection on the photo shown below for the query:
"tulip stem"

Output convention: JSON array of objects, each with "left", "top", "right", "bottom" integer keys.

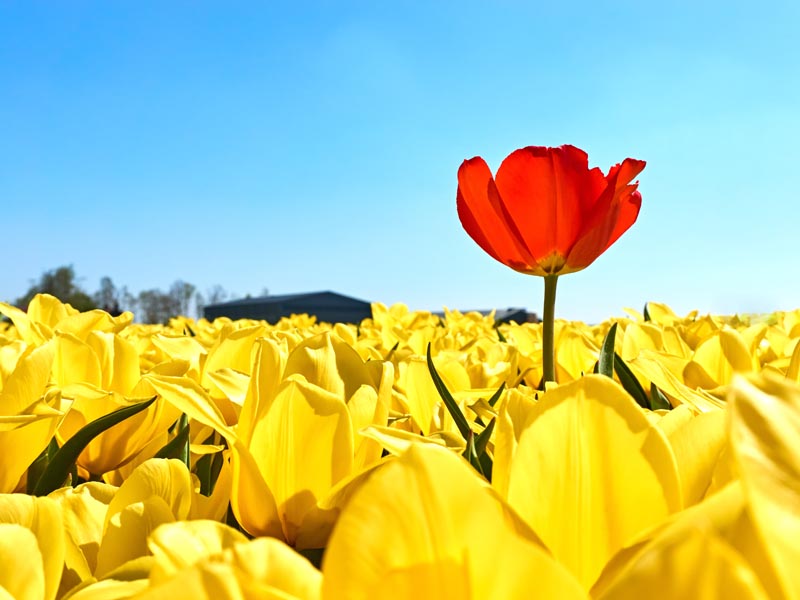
[{"left": 542, "top": 274, "right": 558, "bottom": 384}]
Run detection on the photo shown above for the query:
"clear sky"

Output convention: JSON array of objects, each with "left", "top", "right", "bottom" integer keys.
[{"left": 2, "top": 1, "right": 798, "bottom": 323}]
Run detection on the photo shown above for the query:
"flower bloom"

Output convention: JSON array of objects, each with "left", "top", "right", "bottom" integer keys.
[{"left": 457, "top": 145, "right": 645, "bottom": 276}]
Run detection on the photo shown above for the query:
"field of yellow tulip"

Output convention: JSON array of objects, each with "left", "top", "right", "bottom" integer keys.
[{"left": 1, "top": 292, "right": 799, "bottom": 599}]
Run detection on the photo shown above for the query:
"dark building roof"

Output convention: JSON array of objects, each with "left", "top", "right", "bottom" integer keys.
[
  {"left": 203, "top": 291, "right": 372, "bottom": 324},
  {"left": 434, "top": 308, "right": 538, "bottom": 324}
]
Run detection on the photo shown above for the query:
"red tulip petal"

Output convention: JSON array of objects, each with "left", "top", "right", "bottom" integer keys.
[
  {"left": 565, "top": 158, "right": 645, "bottom": 271},
  {"left": 494, "top": 145, "right": 607, "bottom": 263},
  {"left": 603, "top": 159, "right": 646, "bottom": 248},
  {"left": 457, "top": 157, "right": 541, "bottom": 274}
]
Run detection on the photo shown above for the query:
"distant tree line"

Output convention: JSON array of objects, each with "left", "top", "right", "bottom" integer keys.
[{"left": 12, "top": 265, "right": 239, "bottom": 324}]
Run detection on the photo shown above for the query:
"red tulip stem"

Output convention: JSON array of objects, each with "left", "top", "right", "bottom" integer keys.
[{"left": 542, "top": 274, "right": 558, "bottom": 384}]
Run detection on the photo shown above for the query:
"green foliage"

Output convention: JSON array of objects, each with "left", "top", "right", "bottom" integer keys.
[
  {"left": 32, "top": 397, "right": 157, "bottom": 496},
  {"left": 16, "top": 265, "right": 96, "bottom": 311}
]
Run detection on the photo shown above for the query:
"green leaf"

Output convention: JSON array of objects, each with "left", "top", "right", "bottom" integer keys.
[
  {"left": 385, "top": 341, "right": 399, "bottom": 362},
  {"left": 475, "top": 417, "right": 496, "bottom": 481},
  {"left": 195, "top": 431, "right": 224, "bottom": 497},
  {"left": 154, "top": 413, "right": 190, "bottom": 468},
  {"left": 649, "top": 382, "right": 672, "bottom": 411},
  {"left": 613, "top": 353, "right": 651, "bottom": 410},
  {"left": 643, "top": 303, "right": 652, "bottom": 322},
  {"left": 496, "top": 327, "right": 507, "bottom": 343},
  {"left": 487, "top": 382, "right": 505, "bottom": 407},
  {"left": 462, "top": 430, "right": 485, "bottom": 478},
  {"left": 474, "top": 417, "right": 495, "bottom": 457},
  {"left": 26, "top": 438, "right": 59, "bottom": 495},
  {"left": 426, "top": 343, "right": 472, "bottom": 442},
  {"left": 32, "top": 396, "right": 157, "bottom": 496},
  {"left": 598, "top": 323, "right": 618, "bottom": 378}
]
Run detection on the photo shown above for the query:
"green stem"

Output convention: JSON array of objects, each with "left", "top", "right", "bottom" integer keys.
[{"left": 542, "top": 274, "right": 558, "bottom": 384}]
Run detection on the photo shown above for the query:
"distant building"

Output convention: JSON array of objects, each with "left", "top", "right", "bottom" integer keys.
[
  {"left": 434, "top": 308, "right": 539, "bottom": 324},
  {"left": 203, "top": 291, "right": 372, "bottom": 324},
  {"left": 493, "top": 308, "right": 539, "bottom": 323}
]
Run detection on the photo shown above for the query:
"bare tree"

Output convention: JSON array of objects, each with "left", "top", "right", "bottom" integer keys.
[
  {"left": 195, "top": 284, "right": 228, "bottom": 319},
  {"left": 169, "top": 280, "right": 197, "bottom": 317},
  {"left": 93, "top": 276, "right": 122, "bottom": 316},
  {"left": 137, "top": 289, "right": 181, "bottom": 324}
]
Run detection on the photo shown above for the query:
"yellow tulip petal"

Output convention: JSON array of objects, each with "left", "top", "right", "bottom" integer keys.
[
  {"left": 593, "top": 481, "right": 785, "bottom": 600},
  {"left": 53, "top": 331, "right": 103, "bottom": 388},
  {"left": 665, "top": 407, "right": 727, "bottom": 505},
  {"left": 248, "top": 377, "right": 353, "bottom": 548},
  {"left": 232, "top": 538, "right": 322, "bottom": 600},
  {"left": 201, "top": 324, "right": 266, "bottom": 387},
  {"left": 95, "top": 459, "right": 194, "bottom": 576},
  {"left": 28, "top": 293, "right": 75, "bottom": 330},
  {"left": 49, "top": 482, "right": 116, "bottom": 591},
  {"left": 0, "top": 494, "right": 64, "bottom": 600},
  {"left": 729, "top": 374, "right": 800, "bottom": 600},
  {"left": 150, "top": 335, "right": 207, "bottom": 382},
  {"left": 685, "top": 328, "right": 756, "bottom": 389},
  {"left": 505, "top": 375, "right": 681, "bottom": 589},
  {"left": 654, "top": 403, "right": 695, "bottom": 437},
  {"left": 555, "top": 326, "right": 599, "bottom": 381},
  {"left": 346, "top": 384, "right": 383, "bottom": 468},
  {"left": 0, "top": 414, "right": 60, "bottom": 492},
  {"left": 148, "top": 520, "right": 248, "bottom": 584},
  {"left": 620, "top": 322, "right": 662, "bottom": 362},
  {"left": 359, "top": 425, "right": 451, "bottom": 456},
  {"left": 145, "top": 375, "right": 236, "bottom": 441},
  {"left": 599, "top": 526, "right": 767, "bottom": 600},
  {"left": 150, "top": 565, "right": 243, "bottom": 600},
  {"left": 786, "top": 340, "right": 800, "bottom": 382},
  {"left": 0, "top": 523, "right": 46, "bottom": 600},
  {"left": 284, "top": 332, "right": 373, "bottom": 400},
  {"left": 322, "top": 443, "right": 585, "bottom": 600},
  {"left": 237, "top": 337, "right": 287, "bottom": 446},
  {"left": 629, "top": 351, "right": 724, "bottom": 411},
  {"left": 228, "top": 441, "right": 283, "bottom": 540},
  {"left": 1, "top": 341, "right": 55, "bottom": 415},
  {"left": 96, "top": 496, "right": 175, "bottom": 578},
  {"left": 105, "top": 459, "right": 193, "bottom": 527},
  {"left": 0, "top": 301, "right": 38, "bottom": 344},
  {"left": 63, "top": 579, "right": 149, "bottom": 600},
  {"left": 205, "top": 368, "right": 250, "bottom": 407},
  {"left": 492, "top": 387, "right": 538, "bottom": 498}
]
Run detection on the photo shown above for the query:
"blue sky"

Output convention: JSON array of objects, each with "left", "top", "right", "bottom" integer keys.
[{"left": 2, "top": 1, "right": 798, "bottom": 323}]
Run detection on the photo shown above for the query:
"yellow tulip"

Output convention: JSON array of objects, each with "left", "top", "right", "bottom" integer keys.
[
  {"left": 555, "top": 323, "right": 599, "bottom": 382},
  {"left": 322, "top": 443, "right": 585, "bottom": 599},
  {"left": 0, "top": 294, "right": 131, "bottom": 347},
  {"left": 494, "top": 375, "right": 682, "bottom": 589},
  {"left": 728, "top": 374, "right": 800, "bottom": 599},
  {"left": 657, "top": 405, "right": 727, "bottom": 505},
  {"left": 396, "top": 353, "right": 469, "bottom": 435},
  {"left": 93, "top": 458, "right": 228, "bottom": 578},
  {"left": 131, "top": 521, "right": 321, "bottom": 599},
  {"left": 48, "top": 482, "right": 116, "bottom": 596},
  {"left": 593, "top": 373, "right": 800, "bottom": 599},
  {"left": 150, "top": 332, "right": 393, "bottom": 550},
  {"left": 0, "top": 524, "right": 51, "bottom": 600},
  {"left": 597, "top": 525, "right": 768, "bottom": 599},
  {"left": 0, "top": 494, "right": 64, "bottom": 600},
  {"left": 684, "top": 326, "right": 758, "bottom": 392},
  {"left": 52, "top": 330, "right": 179, "bottom": 476},
  {"left": 0, "top": 341, "right": 61, "bottom": 493}
]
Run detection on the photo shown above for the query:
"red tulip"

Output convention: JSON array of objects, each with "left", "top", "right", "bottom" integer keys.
[{"left": 457, "top": 145, "right": 645, "bottom": 277}]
